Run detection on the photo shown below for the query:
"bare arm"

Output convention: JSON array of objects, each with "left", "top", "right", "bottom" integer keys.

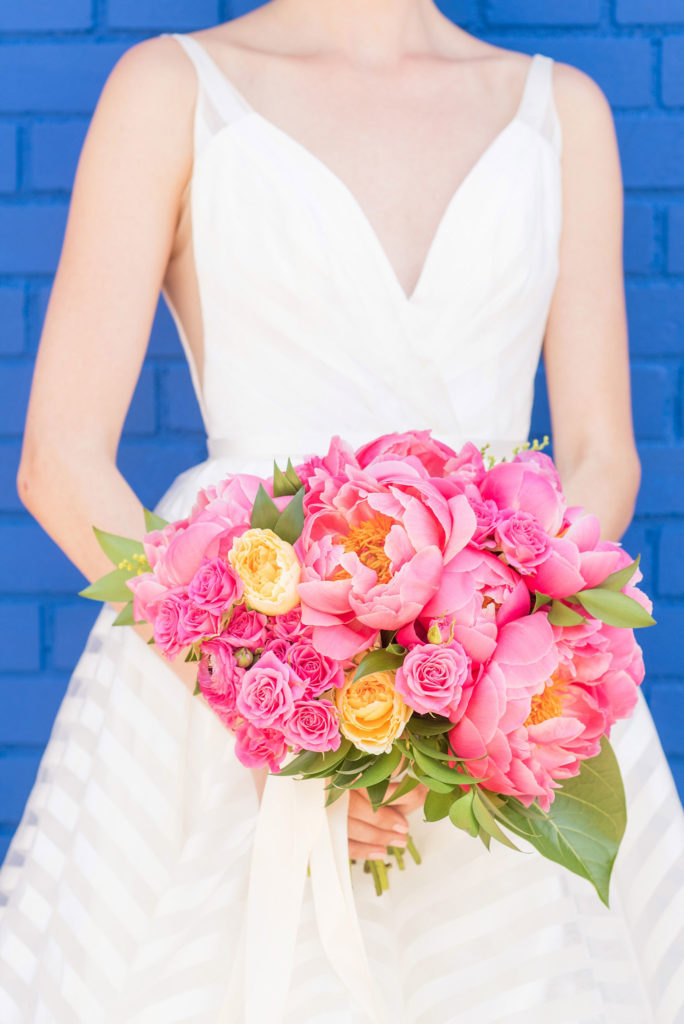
[
  {"left": 16, "top": 36, "right": 201, "bottom": 692},
  {"left": 543, "top": 64, "right": 641, "bottom": 543}
]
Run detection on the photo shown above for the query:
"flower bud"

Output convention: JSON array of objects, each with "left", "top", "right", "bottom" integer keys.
[
  {"left": 234, "top": 647, "right": 254, "bottom": 669},
  {"left": 427, "top": 623, "right": 442, "bottom": 644}
]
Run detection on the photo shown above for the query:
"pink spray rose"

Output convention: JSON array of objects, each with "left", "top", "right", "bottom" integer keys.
[
  {"left": 222, "top": 604, "right": 268, "bottom": 649},
  {"left": 494, "top": 510, "right": 551, "bottom": 574},
  {"left": 287, "top": 640, "right": 344, "bottom": 698},
  {"left": 197, "top": 637, "right": 244, "bottom": 727},
  {"left": 188, "top": 557, "right": 243, "bottom": 614},
  {"left": 270, "top": 605, "right": 313, "bottom": 642},
  {"left": 283, "top": 699, "right": 341, "bottom": 752},
  {"left": 236, "top": 651, "right": 304, "bottom": 729},
  {"left": 394, "top": 642, "right": 471, "bottom": 718},
  {"left": 152, "top": 590, "right": 218, "bottom": 658},
  {"left": 233, "top": 721, "right": 288, "bottom": 771}
]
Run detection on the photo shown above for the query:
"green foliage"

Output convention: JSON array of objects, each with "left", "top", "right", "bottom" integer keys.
[
  {"left": 573, "top": 587, "right": 655, "bottom": 628},
  {"left": 273, "top": 486, "right": 305, "bottom": 545},
  {"left": 143, "top": 508, "right": 169, "bottom": 532},
  {"left": 250, "top": 484, "right": 281, "bottom": 531},
  {"left": 546, "top": 600, "right": 586, "bottom": 626},
  {"left": 352, "top": 644, "right": 407, "bottom": 682},
  {"left": 596, "top": 555, "right": 640, "bottom": 592},
  {"left": 112, "top": 602, "right": 135, "bottom": 626},
  {"left": 92, "top": 526, "right": 144, "bottom": 567},
  {"left": 79, "top": 567, "right": 135, "bottom": 603}
]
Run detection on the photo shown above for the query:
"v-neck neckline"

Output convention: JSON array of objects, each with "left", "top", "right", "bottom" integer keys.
[{"left": 180, "top": 35, "right": 542, "bottom": 306}]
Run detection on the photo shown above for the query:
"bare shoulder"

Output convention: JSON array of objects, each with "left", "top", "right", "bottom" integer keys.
[{"left": 551, "top": 60, "right": 616, "bottom": 135}]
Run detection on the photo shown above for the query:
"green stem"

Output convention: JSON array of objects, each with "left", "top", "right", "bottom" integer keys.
[
  {"left": 368, "top": 859, "right": 383, "bottom": 895},
  {"left": 375, "top": 857, "right": 389, "bottom": 892},
  {"left": 389, "top": 845, "right": 405, "bottom": 870},
  {"left": 406, "top": 833, "right": 422, "bottom": 864}
]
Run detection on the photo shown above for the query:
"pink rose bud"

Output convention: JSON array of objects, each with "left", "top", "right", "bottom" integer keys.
[
  {"left": 495, "top": 510, "right": 551, "bottom": 575},
  {"left": 395, "top": 642, "right": 471, "bottom": 718},
  {"left": 283, "top": 699, "right": 342, "bottom": 752}
]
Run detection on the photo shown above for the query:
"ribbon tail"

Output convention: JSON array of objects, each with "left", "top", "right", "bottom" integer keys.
[{"left": 309, "top": 789, "right": 391, "bottom": 1024}]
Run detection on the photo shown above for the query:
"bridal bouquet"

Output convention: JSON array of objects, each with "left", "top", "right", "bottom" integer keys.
[{"left": 81, "top": 430, "right": 654, "bottom": 904}]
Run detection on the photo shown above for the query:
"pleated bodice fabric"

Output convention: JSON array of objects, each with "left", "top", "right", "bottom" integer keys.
[{"left": 0, "top": 30, "right": 682, "bottom": 1024}]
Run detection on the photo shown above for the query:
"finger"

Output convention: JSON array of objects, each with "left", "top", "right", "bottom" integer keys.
[
  {"left": 347, "top": 817, "right": 408, "bottom": 849},
  {"left": 348, "top": 790, "right": 410, "bottom": 832},
  {"left": 348, "top": 840, "right": 391, "bottom": 861}
]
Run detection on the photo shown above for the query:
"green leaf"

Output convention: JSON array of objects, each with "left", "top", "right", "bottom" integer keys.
[
  {"left": 143, "top": 508, "right": 169, "bottom": 533},
  {"left": 79, "top": 567, "right": 135, "bottom": 603},
  {"left": 424, "top": 788, "right": 458, "bottom": 822},
  {"left": 274, "top": 486, "right": 305, "bottom": 545},
  {"left": 532, "top": 592, "right": 552, "bottom": 613},
  {"left": 496, "top": 738, "right": 626, "bottom": 906},
  {"left": 412, "top": 746, "right": 488, "bottom": 787},
  {"left": 112, "top": 602, "right": 135, "bottom": 626},
  {"left": 407, "top": 714, "right": 453, "bottom": 736},
  {"left": 272, "top": 461, "right": 298, "bottom": 498},
  {"left": 379, "top": 774, "right": 420, "bottom": 806},
  {"left": 285, "top": 459, "right": 303, "bottom": 492},
  {"left": 471, "top": 791, "right": 520, "bottom": 851},
  {"left": 347, "top": 747, "right": 403, "bottom": 789},
  {"left": 408, "top": 733, "right": 463, "bottom": 762},
  {"left": 547, "top": 600, "right": 587, "bottom": 627},
  {"left": 92, "top": 526, "right": 144, "bottom": 567},
  {"left": 324, "top": 784, "right": 348, "bottom": 807},
  {"left": 193, "top": 679, "right": 201, "bottom": 696},
  {"left": 276, "top": 749, "right": 324, "bottom": 777},
  {"left": 293, "top": 740, "right": 353, "bottom": 779},
  {"left": 596, "top": 554, "right": 641, "bottom": 592},
  {"left": 366, "top": 778, "right": 391, "bottom": 810},
  {"left": 573, "top": 587, "right": 655, "bottom": 628},
  {"left": 448, "top": 791, "right": 479, "bottom": 837},
  {"left": 352, "top": 646, "right": 407, "bottom": 682},
  {"left": 250, "top": 484, "right": 280, "bottom": 531},
  {"left": 412, "top": 767, "right": 456, "bottom": 794}
]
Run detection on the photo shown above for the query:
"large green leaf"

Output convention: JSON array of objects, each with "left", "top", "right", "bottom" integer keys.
[
  {"left": 79, "top": 567, "right": 136, "bottom": 603},
  {"left": 407, "top": 714, "right": 453, "bottom": 736},
  {"left": 379, "top": 774, "right": 420, "bottom": 806},
  {"left": 365, "top": 778, "right": 391, "bottom": 810},
  {"left": 92, "top": 526, "right": 144, "bottom": 567},
  {"left": 547, "top": 600, "right": 586, "bottom": 626},
  {"left": 448, "top": 791, "right": 479, "bottom": 836},
  {"left": 423, "top": 788, "right": 458, "bottom": 822},
  {"left": 595, "top": 554, "right": 640, "bottom": 592},
  {"left": 347, "top": 747, "right": 403, "bottom": 789},
  {"left": 112, "top": 601, "right": 136, "bottom": 626},
  {"left": 532, "top": 592, "right": 552, "bottom": 613},
  {"left": 250, "top": 484, "right": 280, "bottom": 531},
  {"left": 352, "top": 646, "right": 407, "bottom": 682},
  {"left": 495, "top": 738, "right": 626, "bottom": 906},
  {"left": 143, "top": 508, "right": 169, "bottom": 532},
  {"left": 411, "top": 746, "right": 488, "bottom": 786},
  {"left": 573, "top": 587, "right": 655, "bottom": 628},
  {"left": 285, "top": 459, "right": 303, "bottom": 492},
  {"left": 274, "top": 486, "right": 305, "bottom": 545}
]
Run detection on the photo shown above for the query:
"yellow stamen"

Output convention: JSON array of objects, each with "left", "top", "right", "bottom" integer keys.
[
  {"left": 335, "top": 513, "right": 395, "bottom": 584},
  {"left": 525, "top": 677, "right": 568, "bottom": 727}
]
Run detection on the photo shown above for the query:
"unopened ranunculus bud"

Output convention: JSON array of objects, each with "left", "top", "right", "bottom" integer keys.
[
  {"left": 234, "top": 647, "right": 254, "bottom": 668},
  {"left": 427, "top": 623, "right": 442, "bottom": 644}
]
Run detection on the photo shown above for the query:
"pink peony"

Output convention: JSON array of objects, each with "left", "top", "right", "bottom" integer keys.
[
  {"left": 355, "top": 429, "right": 460, "bottom": 478},
  {"left": 126, "top": 572, "right": 166, "bottom": 624},
  {"left": 236, "top": 651, "right": 304, "bottom": 729},
  {"left": 298, "top": 459, "right": 476, "bottom": 658},
  {"left": 283, "top": 699, "right": 341, "bottom": 752},
  {"left": 395, "top": 643, "right": 471, "bottom": 717},
  {"left": 188, "top": 557, "right": 243, "bottom": 614},
  {"left": 233, "top": 721, "right": 288, "bottom": 771},
  {"left": 287, "top": 640, "right": 344, "bottom": 698},
  {"left": 480, "top": 458, "right": 566, "bottom": 536},
  {"left": 222, "top": 604, "right": 268, "bottom": 649}
]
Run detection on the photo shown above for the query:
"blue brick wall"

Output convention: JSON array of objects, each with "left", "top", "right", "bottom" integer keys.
[{"left": 0, "top": 1, "right": 682, "bottom": 859}]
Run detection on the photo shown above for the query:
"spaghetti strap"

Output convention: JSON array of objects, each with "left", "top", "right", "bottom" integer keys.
[
  {"left": 517, "top": 53, "right": 563, "bottom": 156},
  {"left": 163, "top": 32, "right": 251, "bottom": 128}
]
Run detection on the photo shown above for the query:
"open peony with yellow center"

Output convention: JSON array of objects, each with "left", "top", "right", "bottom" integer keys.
[
  {"left": 228, "top": 528, "right": 301, "bottom": 615},
  {"left": 335, "top": 667, "right": 412, "bottom": 754}
]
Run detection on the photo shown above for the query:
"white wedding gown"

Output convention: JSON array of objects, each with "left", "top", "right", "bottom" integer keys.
[{"left": 1, "top": 32, "right": 683, "bottom": 1024}]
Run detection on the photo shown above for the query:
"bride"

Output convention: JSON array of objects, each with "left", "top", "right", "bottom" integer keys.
[{"left": 3, "top": 0, "right": 683, "bottom": 1021}]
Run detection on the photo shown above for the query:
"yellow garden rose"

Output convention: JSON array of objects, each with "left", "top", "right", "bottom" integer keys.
[
  {"left": 228, "top": 528, "right": 301, "bottom": 615},
  {"left": 334, "top": 668, "right": 412, "bottom": 754}
]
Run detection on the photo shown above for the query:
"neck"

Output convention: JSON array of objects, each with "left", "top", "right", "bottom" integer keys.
[{"left": 268, "top": 0, "right": 447, "bottom": 65}]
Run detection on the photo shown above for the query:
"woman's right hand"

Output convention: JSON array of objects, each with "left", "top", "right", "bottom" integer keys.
[{"left": 347, "top": 780, "right": 428, "bottom": 860}]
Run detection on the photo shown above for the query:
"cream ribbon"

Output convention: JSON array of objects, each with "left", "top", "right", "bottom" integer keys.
[{"left": 219, "top": 771, "right": 389, "bottom": 1023}]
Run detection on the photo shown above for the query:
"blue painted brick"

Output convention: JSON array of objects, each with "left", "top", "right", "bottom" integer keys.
[
  {"left": 631, "top": 364, "right": 671, "bottom": 441},
  {"left": 0, "top": 676, "right": 67, "bottom": 746},
  {"left": 658, "top": 524, "right": 684, "bottom": 596},
  {"left": 529, "top": 367, "right": 551, "bottom": 439},
  {"left": 123, "top": 364, "right": 157, "bottom": 436},
  {"left": 0, "top": 43, "right": 126, "bottom": 115},
  {"left": 0, "top": 444, "right": 24, "bottom": 512},
  {"left": 0, "top": 204, "right": 67, "bottom": 274},
  {"left": 116, "top": 440, "right": 208, "bottom": 509},
  {"left": 617, "top": 116, "right": 684, "bottom": 189},
  {"left": 616, "top": 0, "right": 684, "bottom": 24},
  {"left": 147, "top": 298, "right": 187, "bottom": 358},
  {"left": 637, "top": 604, "right": 682, "bottom": 675},
  {"left": 0, "top": 286, "right": 24, "bottom": 353},
  {"left": 435, "top": 0, "right": 478, "bottom": 24},
  {"left": 663, "top": 39, "right": 684, "bottom": 107},
  {"left": 486, "top": 0, "right": 600, "bottom": 26},
  {"left": 0, "top": 524, "right": 86, "bottom": 594},
  {"left": 650, "top": 684, "right": 684, "bottom": 756},
  {"left": 668, "top": 206, "right": 684, "bottom": 274},
  {"left": 626, "top": 285, "right": 684, "bottom": 356},
  {"left": 106, "top": 0, "right": 220, "bottom": 30},
  {"left": 31, "top": 119, "right": 87, "bottom": 192},
  {"left": 624, "top": 204, "right": 655, "bottom": 274},
  {"left": 0, "top": 123, "right": 17, "bottom": 193},
  {"left": 0, "top": 753, "right": 42, "bottom": 825},
  {"left": 0, "top": 604, "right": 41, "bottom": 672},
  {"left": 0, "top": 1, "right": 92, "bottom": 31},
  {"left": 671, "top": 759, "right": 684, "bottom": 804},
  {"left": 51, "top": 603, "right": 99, "bottom": 671},
  {"left": 26, "top": 284, "right": 50, "bottom": 353},
  {"left": 159, "top": 364, "right": 204, "bottom": 433},
  {"left": 0, "top": 363, "right": 33, "bottom": 435},
  {"left": 636, "top": 446, "right": 684, "bottom": 516},
  {"left": 485, "top": 37, "right": 652, "bottom": 109},
  {"left": 621, "top": 519, "right": 654, "bottom": 590}
]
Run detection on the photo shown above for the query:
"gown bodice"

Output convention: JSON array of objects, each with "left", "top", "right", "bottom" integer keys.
[{"left": 160, "top": 33, "right": 563, "bottom": 467}]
